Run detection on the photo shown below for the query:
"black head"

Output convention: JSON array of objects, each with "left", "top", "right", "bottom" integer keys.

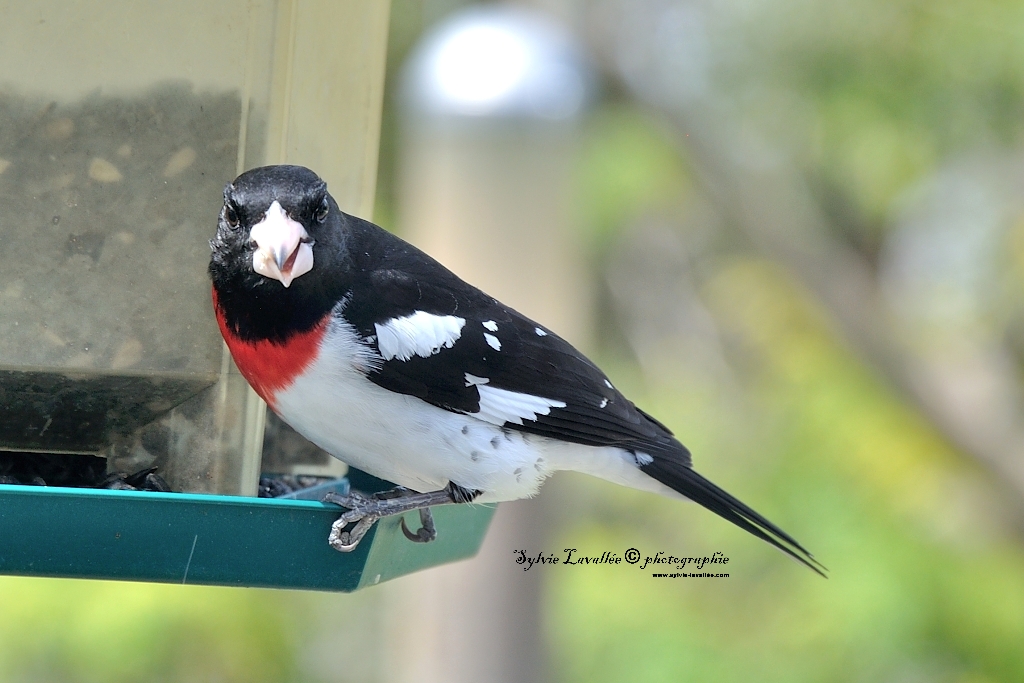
[{"left": 209, "top": 165, "right": 351, "bottom": 341}]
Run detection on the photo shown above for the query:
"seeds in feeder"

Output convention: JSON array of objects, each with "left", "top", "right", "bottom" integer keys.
[
  {"left": 111, "top": 338, "right": 143, "bottom": 369},
  {"left": 44, "top": 117, "right": 74, "bottom": 140},
  {"left": 162, "top": 146, "right": 197, "bottom": 177},
  {"left": 87, "top": 157, "right": 122, "bottom": 183}
]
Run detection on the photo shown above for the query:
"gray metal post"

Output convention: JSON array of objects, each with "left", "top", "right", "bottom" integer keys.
[{"left": 386, "top": 7, "right": 594, "bottom": 682}]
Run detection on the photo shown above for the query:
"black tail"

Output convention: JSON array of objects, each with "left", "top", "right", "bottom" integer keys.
[{"left": 641, "top": 458, "right": 826, "bottom": 576}]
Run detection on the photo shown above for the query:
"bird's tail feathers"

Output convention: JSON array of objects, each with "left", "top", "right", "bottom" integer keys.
[{"left": 641, "top": 458, "right": 826, "bottom": 576}]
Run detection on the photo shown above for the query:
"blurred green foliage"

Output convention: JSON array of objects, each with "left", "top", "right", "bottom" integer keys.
[
  {"left": 0, "top": 578, "right": 300, "bottom": 682},
  {"left": 730, "top": 0, "right": 1024, "bottom": 240},
  {"left": 545, "top": 6, "right": 1024, "bottom": 671},
  {"left": 575, "top": 106, "right": 692, "bottom": 249},
  {"left": 549, "top": 261, "right": 1024, "bottom": 683}
]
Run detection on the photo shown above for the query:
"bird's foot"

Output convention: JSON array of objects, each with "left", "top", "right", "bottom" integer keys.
[
  {"left": 323, "top": 490, "right": 381, "bottom": 551},
  {"left": 400, "top": 508, "right": 437, "bottom": 543},
  {"left": 323, "top": 483, "right": 476, "bottom": 552}
]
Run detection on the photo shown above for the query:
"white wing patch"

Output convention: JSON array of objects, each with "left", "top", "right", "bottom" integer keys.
[
  {"left": 634, "top": 452, "right": 654, "bottom": 466},
  {"left": 375, "top": 311, "right": 466, "bottom": 362},
  {"left": 535, "top": 327, "right": 548, "bottom": 336},
  {"left": 484, "top": 333, "right": 501, "bottom": 351},
  {"left": 482, "top": 320, "right": 498, "bottom": 332},
  {"left": 464, "top": 373, "right": 566, "bottom": 426},
  {"left": 464, "top": 373, "right": 490, "bottom": 387}
]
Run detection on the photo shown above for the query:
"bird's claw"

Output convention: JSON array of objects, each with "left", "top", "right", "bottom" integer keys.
[
  {"left": 400, "top": 508, "right": 437, "bottom": 543},
  {"left": 330, "top": 514, "right": 379, "bottom": 552},
  {"left": 324, "top": 491, "right": 380, "bottom": 552}
]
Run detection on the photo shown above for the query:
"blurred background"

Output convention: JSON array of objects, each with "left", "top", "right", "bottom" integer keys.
[{"left": 4, "top": 0, "right": 1024, "bottom": 681}]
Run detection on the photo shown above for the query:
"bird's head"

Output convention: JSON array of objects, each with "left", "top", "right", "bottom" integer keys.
[
  {"left": 210, "top": 165, "right": 352, "bottom": 340},
  {"left": 210, "top": 164, "right": 341, "bottom": 289}
]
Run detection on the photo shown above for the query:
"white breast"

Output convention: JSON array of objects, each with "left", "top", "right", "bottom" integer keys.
[
  {"left": 271, "top": 312, "right": 671, "bottom": 503},
  {"left": 269, "top": 314, "right": 537, "bottom": 501}
]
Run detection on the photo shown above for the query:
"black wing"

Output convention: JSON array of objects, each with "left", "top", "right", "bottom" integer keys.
[{"left": 340, "top": 231, "right": 687, "bottom": 464}]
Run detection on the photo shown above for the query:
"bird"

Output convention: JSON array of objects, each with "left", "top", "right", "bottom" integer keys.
[{"left": 209, "top": 164, "right": 823, "bottom": 574}]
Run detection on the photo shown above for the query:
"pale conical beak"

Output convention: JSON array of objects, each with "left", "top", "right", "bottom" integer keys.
[{"left": 250, "top": 200, "right": 314, "bottom": 287}]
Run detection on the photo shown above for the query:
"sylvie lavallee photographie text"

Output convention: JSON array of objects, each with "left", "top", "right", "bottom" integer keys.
[{"left": 514, "top": 548, "right": 731, "bottom": 572}]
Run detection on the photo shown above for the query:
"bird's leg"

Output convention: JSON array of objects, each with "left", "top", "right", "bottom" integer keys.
[
  {"left": 372, "top": 486, "right": 415, "bottom": 500},
  {"left": 323, "top": 482, "right": 480, "bottom": 552}
]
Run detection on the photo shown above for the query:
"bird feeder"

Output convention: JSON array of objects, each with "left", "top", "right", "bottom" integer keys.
[{"left": 0, "top": 0, "right": 493, "bottom": 591}]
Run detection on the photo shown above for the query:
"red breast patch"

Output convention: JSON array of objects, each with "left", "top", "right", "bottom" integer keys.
[{"left": 213, "top": 287, "right": 328, "bottom": 408}]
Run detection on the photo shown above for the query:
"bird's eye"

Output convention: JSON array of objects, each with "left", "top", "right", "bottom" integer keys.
[
  {"left": 224, "top": 203, "right": 240, "bottom": 228},
  {"left": 315, "top": 197, "right": 329, "bottom": 223}
]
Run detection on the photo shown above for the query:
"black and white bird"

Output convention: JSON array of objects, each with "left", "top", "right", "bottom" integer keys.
[{"left": 209, "top": 165, "right": 822, "bottom": 573}]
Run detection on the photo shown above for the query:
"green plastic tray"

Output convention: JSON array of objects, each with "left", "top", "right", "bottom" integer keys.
[{"left": 0, "top": 471, "right": 495, "bottom": 591}]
